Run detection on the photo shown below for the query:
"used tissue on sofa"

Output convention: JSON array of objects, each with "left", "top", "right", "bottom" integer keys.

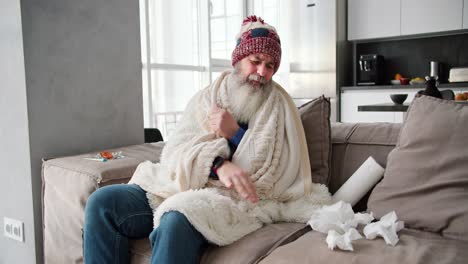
[
  {"left": 363, "top": 211, "right": 404, "bottom": 246},
  {"left": 308, "top": 201, "right": 373, "bottom": 251},
  {"left": 308, "top": 201, "right": 404, "bottom": 251},
  {"left": 308, "top": 201, "right": 374, "bottom": 234},
  {"left": 326, "top": 229, "right": 362, "bottom": 251}
]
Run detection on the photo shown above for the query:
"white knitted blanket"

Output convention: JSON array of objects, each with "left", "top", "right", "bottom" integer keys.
[{"left": 129, "top": 71, "right": 331, "bottom": 245}]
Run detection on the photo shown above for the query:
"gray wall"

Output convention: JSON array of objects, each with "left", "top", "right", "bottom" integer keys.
[
  {"left": 0, "top": 0, "right": 36, "bottom": 263},
  {"left": 1, "top": 0, "right": 144, "bottom": 262}
]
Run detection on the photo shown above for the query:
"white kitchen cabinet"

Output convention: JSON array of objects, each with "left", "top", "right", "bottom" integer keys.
[
  {"left": 340, "top": 89, "right": 418, "bottom": 123},
  {"left": 348, "top": 0, "right": 401, "bottom": 40},
  {"left": 464, "top": 0, "right": 468, "bottom": 29},
  {"left": 402, "top": 0, "right": 463, "bottom": 35}
]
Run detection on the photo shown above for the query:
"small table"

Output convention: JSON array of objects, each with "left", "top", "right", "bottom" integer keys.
[{"left": 358, "top": 103, "right": 410, "bottom": 112}]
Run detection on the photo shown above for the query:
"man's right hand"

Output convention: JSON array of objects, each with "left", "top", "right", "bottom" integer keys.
[
  {"left": 217, "top": 161, "right": 258, "bottom": 203},
  {"left": 209, "top": 105, "right": 240, "bottom": 140}
]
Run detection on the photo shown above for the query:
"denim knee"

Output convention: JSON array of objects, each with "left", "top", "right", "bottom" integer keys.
[
  {"left": 85, "top": 187, "right": 109, "bottom": 217},
  {"left": 149, "top": 211, "right": 192, "bottom": 245},
  {"left": 159, "top": 211, "right": 190, "bottom": 229},
  {"left": 85, "top": 186, "right": 116, "bottom": 217},
  {"left": 149, "top": 211, "right": 207, "bottom": 263},
  {"left": 84, "top": 185, "right": 153, "bottom": 263}
]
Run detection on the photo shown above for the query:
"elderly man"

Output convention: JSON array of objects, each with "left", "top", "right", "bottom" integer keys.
[{"left": 84, "top": 16, "right": 330, "bottom": 264}]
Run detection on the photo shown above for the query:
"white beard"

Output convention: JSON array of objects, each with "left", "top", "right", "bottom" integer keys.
[{"left": 226, "top": 71, "right": 273, "bottom": 124}]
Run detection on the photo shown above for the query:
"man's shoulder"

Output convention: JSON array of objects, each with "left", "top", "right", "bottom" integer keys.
[
  {"left": 183, "top": 85, "right": 212, "bottom": 113},
  {"left": 271, "top": 82, "right": 293, "bottom": 100},
  {"left": 190, "top": 85, "right": 211, "bottom": 100}
]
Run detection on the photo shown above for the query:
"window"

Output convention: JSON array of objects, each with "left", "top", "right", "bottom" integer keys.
[
  {"left": 140, "top": 0, "right": 210, "bottom": 138},
  {"left": 210, "top": 0, "right": 244, "bottom": 60},
  {"left": 140, "top": 0, "right": 330, "bottom": 139},
  {"left": 209, "top": 1, "right": 244, "bottom": 78}
]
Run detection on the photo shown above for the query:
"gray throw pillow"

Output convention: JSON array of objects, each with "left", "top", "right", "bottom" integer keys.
[
  {"left": 368, "top": 95, "right": 468, "bottom": 241},
  {"left": 298, "top": 95, "right": 331, "bottom": 185}
]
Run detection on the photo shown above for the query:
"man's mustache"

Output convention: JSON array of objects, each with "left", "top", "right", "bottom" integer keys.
[{"left": 248, "top": 74, "right": 266, "bottom": 84}]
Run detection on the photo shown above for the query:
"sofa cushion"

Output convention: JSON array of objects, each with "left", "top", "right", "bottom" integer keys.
[
  {"left": 330, "top": 122, "right": 401, "bottom": 212},
  {"left": 368, "top": 96, "right": 468, "bottom": 241},
  {"left": 129, "top": 223, "right": 307, "bottom": 264},
  {"left": 258, "top": 228, "right": 468, "bottom": 264},
  {"left": 298, "top": 95, "right": 331, "bottom": 185}
]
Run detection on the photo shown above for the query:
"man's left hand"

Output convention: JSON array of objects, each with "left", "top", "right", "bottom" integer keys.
[
  {"left": 209, "top": 104, "right": 240, "bottom": 139},
  {"left": 216, "top": 160, "right": 258, "bottom": 203}
]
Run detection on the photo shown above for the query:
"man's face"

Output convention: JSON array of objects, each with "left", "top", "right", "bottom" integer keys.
[{"left": 236, "top": 53, "right": 275, "bottom": 88}]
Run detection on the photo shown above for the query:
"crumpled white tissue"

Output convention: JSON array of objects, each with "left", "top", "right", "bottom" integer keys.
[
  {"left": 363, "top": 211, "right": 404, "bottom": 246},
  {"left": 308, "top": 201, "right": 374, "bottom": 251},
  {"left": 326, "top": 229, "right": 363, "bottom": 251},
  {"left": 308, "top": 201, "right": 374, "bottom": 234}
]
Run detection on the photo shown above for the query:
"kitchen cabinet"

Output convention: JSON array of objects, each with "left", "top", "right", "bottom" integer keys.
[
  {"left": 348, "top": 0, "right": 401, "bottom": 40},
  {"left": 341, "top": 89, "right": 417, "bottom": 123},
  {"left": 464, "top": 0, "right": 468, "bottom": 29},
  {"left": 401, "top": 0, "right": 463, "bottom": 35},
  {"left": 340, "top": 87, "right": 468, "bottom": 123}
]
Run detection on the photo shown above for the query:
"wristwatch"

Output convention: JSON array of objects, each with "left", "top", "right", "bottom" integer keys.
[
  {"left": 213, "top": 156, "right": 225, "bottom": 171},
  {"left": 210, "top": 156, "right": 225, "bottom": 180}
]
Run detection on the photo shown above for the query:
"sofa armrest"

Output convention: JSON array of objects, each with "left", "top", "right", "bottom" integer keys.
[{"left": 42, "top": 143, "right": 164, "bottom": 264}]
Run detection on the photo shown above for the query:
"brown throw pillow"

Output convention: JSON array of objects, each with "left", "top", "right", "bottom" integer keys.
[
  {"left": 298, "top": 95, "right": 331, "bottom": 185},
  {"left": 367, "top": 96, "right": 468, "bottom": 241}
]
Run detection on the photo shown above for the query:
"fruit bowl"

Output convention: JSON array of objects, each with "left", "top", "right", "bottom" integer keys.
[
  {"left": 390, "top": 94, "right": 408, "bottom": 104},
  {"left": 391, "top": 80, "right": 400, "bottom": 85}
]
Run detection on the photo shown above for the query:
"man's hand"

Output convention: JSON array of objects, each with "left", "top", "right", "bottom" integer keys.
[
  {"left": 209, "top": 105, "right": 240, "bottom": 139},
  {"left": 217, "top": 161, "right": 258, "bottom": 203}
]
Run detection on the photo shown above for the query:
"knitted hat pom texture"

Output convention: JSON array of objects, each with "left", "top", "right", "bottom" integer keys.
[{"left": 231, "top": 16, "right": 282, "bottom": 73}]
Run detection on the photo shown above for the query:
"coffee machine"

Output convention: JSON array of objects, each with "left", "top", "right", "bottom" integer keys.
[{"left": 357, "top": 54, "right": 384, "bottom": 85}]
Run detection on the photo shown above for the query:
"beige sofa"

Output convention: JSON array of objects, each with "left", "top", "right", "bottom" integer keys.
[{"left": 42, "top": 122, "right": 468, "bottom": 264}]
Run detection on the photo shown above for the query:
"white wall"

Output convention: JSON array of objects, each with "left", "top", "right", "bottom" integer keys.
[
  {"left": 1, "top": 0, "right": 144, "bottom": 263},
  {"left": 0, "top": 0, "right": 36, "bottom": 263}
]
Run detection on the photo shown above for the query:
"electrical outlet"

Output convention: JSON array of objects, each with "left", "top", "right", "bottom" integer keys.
[{"left": 3, "top": 217, "right": 24, "bottom": 242}]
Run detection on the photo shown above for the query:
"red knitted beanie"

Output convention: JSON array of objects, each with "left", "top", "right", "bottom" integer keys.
[{"left": 231, "top": 16, "right": 281, "bottom": 73}]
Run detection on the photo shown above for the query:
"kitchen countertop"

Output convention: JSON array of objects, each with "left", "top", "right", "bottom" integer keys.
[
  {"left": 342, "top": 82, "right": 468, "bottom": 91},
  {"left": 358, "top": 103, "right": 409, "bottom": 112},
  {"left": 358, "top": 100, "right": 468, "bottom": 112}
]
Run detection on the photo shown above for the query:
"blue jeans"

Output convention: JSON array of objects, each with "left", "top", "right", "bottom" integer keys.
[{"left": 84, "top": 184, "right": 207, "bottom": 264}]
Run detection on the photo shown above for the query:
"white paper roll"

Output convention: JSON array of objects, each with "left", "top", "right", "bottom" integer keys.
[{"left": 332, "top": 156, "right": 384, "bottom": 206}]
